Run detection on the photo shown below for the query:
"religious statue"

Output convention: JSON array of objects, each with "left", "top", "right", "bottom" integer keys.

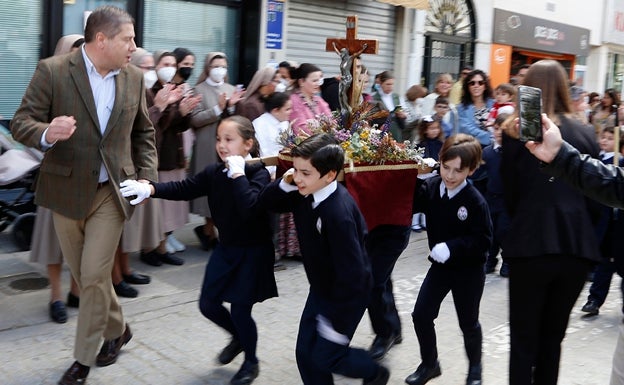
[{"left": 333, "top": 41, "right": 368, "bottom": 115}]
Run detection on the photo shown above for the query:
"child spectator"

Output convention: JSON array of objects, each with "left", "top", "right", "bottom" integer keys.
[
  {"left": 486, "top": 83, "right": 515, "bottom": 128},
  {"left": 432, "top": 96, "right": 455, "bottom": 138},
  {"left": 253, "top": 92, "right": 292, "bottom": 179},
  {"left": 412, "top": 115, "right": 444, "bottom": 232},
  {"left": 580, "top": 125, "right": 624, "bottom": 317},
  {"left": 119, "top": 116, "right": 277, "bottom": 385},
  {"left": 406, "top": 134, "right": 492, "bottom": 385},
  {"left": 482, "top": 113, "right": 512, "bottom": 277},
  {"left": 259, "top": 134, "right": 390, "bottom": 385},
  {"left": 404, "top": 84, "right": 428, "bottom": 141}
]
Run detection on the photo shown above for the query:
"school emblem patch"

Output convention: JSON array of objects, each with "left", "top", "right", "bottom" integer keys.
[{"left": 457, "top": 206, "right": 468, "bottom": 221}]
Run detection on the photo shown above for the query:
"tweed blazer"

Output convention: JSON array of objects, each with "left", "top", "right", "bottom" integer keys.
[{"left": 11, "top": 49, "right": 158, "bottom": 220}]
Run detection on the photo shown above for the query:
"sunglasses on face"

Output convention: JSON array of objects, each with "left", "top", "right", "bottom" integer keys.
[{"left": 469, "top": 80, "right": 485, "bottom": 86}]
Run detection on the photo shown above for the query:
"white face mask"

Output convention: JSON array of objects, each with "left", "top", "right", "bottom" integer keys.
[
  {"left": 209, "top": 67, "right": 228, "bottom": 83},
  {"left": 157, "top": 66, "right": 177, "bottom": 83},
  {"left": 274, "top": 82, "right": 287, "bottom": 93},
  {"left": 144, "top": 70, "right": 157, "bottom": 89}
]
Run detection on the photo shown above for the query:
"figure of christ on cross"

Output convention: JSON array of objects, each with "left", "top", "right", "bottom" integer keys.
[
  {"left": 326, "top": 15, "right": 378, "bottom": 113},
  {"left": 333, "top": 42, "right": 368, "bottom": 114}
]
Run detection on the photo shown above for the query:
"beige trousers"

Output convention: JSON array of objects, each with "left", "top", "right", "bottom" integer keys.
[
  {"left": 612, "top": 322, "right": 624, "bottom": 385},
  {"left": 53, "top": 184, "right": 125, "bottom": 366}
]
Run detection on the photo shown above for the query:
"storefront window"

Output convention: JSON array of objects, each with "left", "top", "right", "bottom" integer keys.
[
  {"left": 63, "top": 0, "right": 127, "bottom": 36},
  {"left": 143, "top": 0, "right": 241, "bottom": 86},
  {"left": 606, "top": 53, "right": 624, "bottom": 94},
  {"left": 0, "top": 1, "right": 42, "bottom": 120},
  {"left": 425, "top": 0, "right": 473, "bottom": 37},
  {"left": 423, "top": 0, "right": 475, "bottom": 90}
]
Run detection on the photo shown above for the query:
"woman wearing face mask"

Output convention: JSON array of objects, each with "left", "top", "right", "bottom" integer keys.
[
  {"left": 190, "top": 52, "right": 246, "bottom": 249},
  {"left": 172, "top": 47, "right": 196, "bottom": 94},
  {"left": 288, "top": 63, "right": 332, "bottom": 135},
  {"left": 237, "top": 67, "right": 282, "bottom": 121}
]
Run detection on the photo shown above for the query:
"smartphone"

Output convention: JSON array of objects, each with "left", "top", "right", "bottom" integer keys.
[{"left": 518, "top": 85, "right": 543, "bottom": 142}]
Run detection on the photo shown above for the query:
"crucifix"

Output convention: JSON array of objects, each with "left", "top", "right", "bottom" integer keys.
[{"left": 326, "top": 16, "right": 379, "bottom": 115}]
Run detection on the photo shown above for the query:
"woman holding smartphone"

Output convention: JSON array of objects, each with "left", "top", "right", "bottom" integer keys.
[{"left": 501, "top": 59, "right": 601, "bottom": 385}]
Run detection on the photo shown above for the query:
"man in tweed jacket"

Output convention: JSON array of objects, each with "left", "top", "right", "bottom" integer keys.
[{"left": 11, "top": 6, "right": 157, "bottom": 385}]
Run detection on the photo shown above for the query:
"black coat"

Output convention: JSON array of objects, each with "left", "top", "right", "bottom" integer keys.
[{"left": 501, "top": 114, "right": 601, "bottom": 261}]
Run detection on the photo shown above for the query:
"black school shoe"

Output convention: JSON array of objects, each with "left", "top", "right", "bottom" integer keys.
[
  {"left": 122, "top": 272, "right": 151, "bottom": 285},
  {"left": 230, "top": 360, "right": 259, "bottom": 385},
  {"left": 159, "top": 252, "right": 184, "bottom": 265},
  {"left": 66, "top": 292, "right": 80, "bottom": 308},
  {"left": 113, "top": 281, "right": 138, "bottom": 298},
  {"left": 405, "top": 361, "right": 441, "bottom": 385},
  {"left": 140, "top": 250, "right": 163, "bottom": 266},
  {"left": 218, "top": 339, "right": 243, "bottom": 365},
  {"left": 50, "top": 300, "right": 68, "bottom": 323}
]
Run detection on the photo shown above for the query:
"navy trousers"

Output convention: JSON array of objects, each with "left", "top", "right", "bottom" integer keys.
[
  {"left": 412, "top": 263, "right": 485, "bottom": 368},
  {"left": 367, "top": 225, "right": 411, "bottom": 338},
  {"left": 296, "top": 291, "right": 378, "bottom": 385}
]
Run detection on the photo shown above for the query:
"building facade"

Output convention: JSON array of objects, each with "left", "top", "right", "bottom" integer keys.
[{"left": 1, "top": 0, "right": 622, "bottom": 122}]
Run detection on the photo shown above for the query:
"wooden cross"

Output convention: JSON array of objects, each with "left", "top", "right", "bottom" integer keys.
[
  {"left": 326, "top": 16, "right": 379, "bottom": 111},
  {"left": 325, "top": 16, "right": 379, "bottom": 57}
]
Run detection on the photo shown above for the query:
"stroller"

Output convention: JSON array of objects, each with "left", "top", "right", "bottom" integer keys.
[{"left": 0, "top": 123, "right": 41, "bottom": 251}]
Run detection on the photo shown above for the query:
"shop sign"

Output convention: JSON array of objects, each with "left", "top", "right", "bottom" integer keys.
[
  {"left": 266, "top": 0, "right": 284, "bottom": 50},
  {"left": 604, "top": 0, "right": 624, "bottom": 44},
  {"left": 493, "top": 9, "right": 590, "bottom": 56}
]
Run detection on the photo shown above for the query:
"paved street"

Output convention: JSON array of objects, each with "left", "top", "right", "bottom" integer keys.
[{"left": 0, "top": 217, "right": 621, "bottom": 385}]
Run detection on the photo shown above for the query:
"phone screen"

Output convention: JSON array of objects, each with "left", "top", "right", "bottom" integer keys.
[{"left": 518, "top": 85, "right": 543, "bottom": 142}]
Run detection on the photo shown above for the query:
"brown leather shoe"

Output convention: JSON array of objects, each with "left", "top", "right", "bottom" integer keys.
[
  {"left": 96, "top": 324, "right": 133, "bottom": 367},
  {"left": 58, "top": 361, "right": 89, "bottom": 385}
]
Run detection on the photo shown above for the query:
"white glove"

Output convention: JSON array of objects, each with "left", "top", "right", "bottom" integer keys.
[
  {"left": 226, "top": 155, "right": 246, "bottom": 178},
  {"left": 430, "top": 242, "right": 450, "bottom": 264},
  {"left": 423, "top": 158, "right": 437, "bottom": 168},
  {"left": 119, "top": 179, "right": 152, "bottom": 205},
  {"left": 279, "top": 168, "right": 298, "bottom": 192}
]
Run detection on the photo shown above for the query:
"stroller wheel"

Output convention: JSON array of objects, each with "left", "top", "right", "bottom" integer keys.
[{"left": 12, "top": 212, "right": 35, "bottom": 251}]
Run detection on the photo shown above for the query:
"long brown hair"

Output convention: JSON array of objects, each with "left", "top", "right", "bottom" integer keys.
[{"left": 522, "top": 60, "right": 572, "bottom": 124}]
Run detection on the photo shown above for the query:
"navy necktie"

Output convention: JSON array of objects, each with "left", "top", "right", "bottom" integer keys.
[{"left": 442, "top": 188, "right": 449, "bottom": 201}]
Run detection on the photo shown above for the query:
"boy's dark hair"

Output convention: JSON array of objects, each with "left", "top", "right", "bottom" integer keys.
[
  {"left": 439, "top": 133, "right": 482, "bottom": 171},
  {"left": 495, "top": 113, "right": 511, "bottom": 127},
  {"left": 263, "top": 92, "right": 290, "bottom": 112},
  {"left": 435, "top": 96, "right": 449, "bottom": 106},
  {"left": 495, "top": 82, "right": 516, "bottom": 98},
  {"left": 290, "top": 134, "right": 344, "bottom": 177},
  {"left": 220, "top": 115, "right": 260, "bottom": 158}
]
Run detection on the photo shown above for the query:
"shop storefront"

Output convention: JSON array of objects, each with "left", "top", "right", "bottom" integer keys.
[
  {"left": 489, "top": 8, "right": 590, "bottom": 88},
  {"left": 601, "top": 0, "right": 624, "bottom": 93}
]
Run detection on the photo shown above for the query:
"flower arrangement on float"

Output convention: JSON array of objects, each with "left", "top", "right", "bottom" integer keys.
[
  {"left": 278, "top": 102, "right": 428, "bottom": 166},
  {"left": 276, "top": 102, "right": 435, "bottom": 230}
]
